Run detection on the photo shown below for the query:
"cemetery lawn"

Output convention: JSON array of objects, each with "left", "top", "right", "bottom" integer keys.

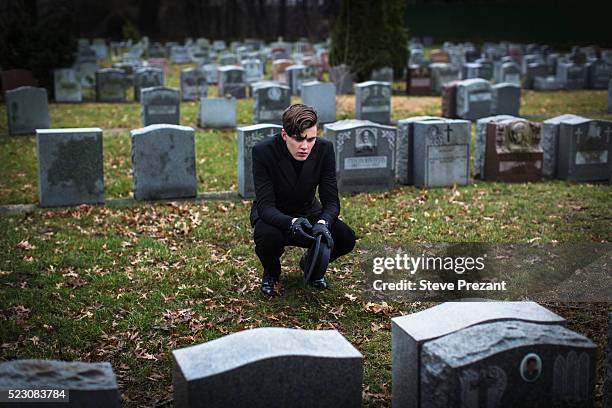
[{"left": 1, "top": 76, "right": 612, "bottom": 406}]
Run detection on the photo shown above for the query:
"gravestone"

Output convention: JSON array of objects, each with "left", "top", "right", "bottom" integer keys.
[
  {"left": 355, "top": 81, "right": 392, "bottom": 124},
  {"left": 198, "top": 97, "right": 236, "bottom": 128},
  {"left": 237, "top": 124, "right": 282, "bottom": 198},
  {"left": 286, "top": 64, "right": 316, "bottom": 96},
  {"left": 522, "top": 54, "right": 545, "bottom": 74},
  {"left": 6, "top": 87, "right": 50, "bottom": 136},
  {"left": 301, "top": 81, "right": 336, "bottom": 124},
  {"left": 242, "top": 58, "right": 263, "bottom": 83},
  {"left": 330, "top": 64, "right": 354, "bottom": 94},
  {"left": 396, "top": 116, "right": 441, "bottom": 185},
  {"left": 586, "top": 59, "right": 612, "bottom": 89},
  {"left": 170, "top": 45, "right": 191, "bottom": 64},
  {"left": 140, "top": 86, "right": 180, "bottom": 126},
  {"left": 498, "top": 61, "right": 521, "bottom": 86},
  {"left": 430, "top": 49, "right": 450, "bottom": 64},
  {"left": 74, "top": 47, "right": 98, "bottom": 87},
  {"left": 371, "top": 66, "right": 394, "bottom": 83},
  {"left": 441, "top": 81, "right": 460, "bottom": 119},
  {"left": 534, "top": 76, "right": 565, "bottom": 91},
  {"left": 462, "top": 62, "right": 484, "bottom": 79},
  {"left": 91, "top": 38, "right": 108, "bottom": 60},
  {"left": 0, "top": 359, "right": 120, "bottom": 407},
  {"left": 421, "top": 321, "right": 596, "bottom": 408},
  {"left": 556, "top": 62, "right": 587, "bottom": 89},
  {"left": 491, "top": 83, "right": 521, "bottom": 116},
  {"left": 203, "top": 63, "right": 220, "bottom": 84},
  {"left": 180, "top": 67, "right": 208, "bottom": 101},
  {"left": 172, "top": 328, "right": 363, "bottom": 408},
  {"left": 392, "top": 301, "right": 566, "bottom": 408},
  {"left": 271, "top": 59, "right": 294, "bottom": 83},
  {"left": 524, "top": 63, "right": 548, "bottom": 89},
  {"left": 474, "top": 115, "right": 518, "bottom": 179},
  {"left": 148, "top": 42, "right": 167, "bottom": 58},
  {"left": 557, "top": 117, "right": 612, "bottom": 181},
  {"left": 430, "top": 63, "right": 461, "bottom": 95},
  {"left": 219, "top": 52, "right": 238, "bottom": 66},
  {"left": 252, "top": 83, "right": 290, "bottom": 125},
  {"left": 131, "top": 124, "right": 197, "bottom": 200},
  {"left": 456, "top": 79, "right": 493, "bottom": 121},
  {"left": 484, "top": 118, "right": 543, "bottom": 182},
  {"left": 324, "top": 119, "right": 396, "bottom": 192},
  {"left": 133, "top": 67, "right": 164, "bottom": 101},
  {"left": 95, "top": 68, "right": 127, "bottom": 102},
  {"left": 412, "top": 119, "right": 471, "bottom": 187},
  {"left": 541, "top": 114, "right": 585, "bottom": 177},
  {"left": 407, "top": 65, "right": 433, "bottom": 95},
  {"left": 474, "top": 58, "right": 494, "bottom": 80},
  {"left": 112, "top": 62, "right": 136, "bottom": 89},
  {"left": 54, "top": 68, "right": 82, "bottom": 102},
  {"left": 1, "top": 69, "right": 38, "bottom": 93},
  {"left": 218, "top": 66, "right": 247, "bottom": 98},
  {"left": 36, "top": 128, "right": 104, "bottom": 207}
]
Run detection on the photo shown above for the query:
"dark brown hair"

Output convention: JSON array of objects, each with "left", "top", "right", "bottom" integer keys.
[{"left": 282, "top": 104, "right": 318, "bottom": 138}]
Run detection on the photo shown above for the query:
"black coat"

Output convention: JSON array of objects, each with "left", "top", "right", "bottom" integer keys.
[{"left": 250, "top": 134, "right": 340, "bottom": 230}]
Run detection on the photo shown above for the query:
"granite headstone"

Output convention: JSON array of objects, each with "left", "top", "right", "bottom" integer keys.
[
  {"left": 198, "top": 97, "right": 236, "bottom": 128},
  {"left": 134, "top": 67, "right": 164, "bottom": 101},
  {"left": 140, "top": 86, "right": 180, "bottom": 126},
  {"left": 354, "top": 81, "right": 392, "bottom": 124},
  {"left": 180, "top": 67, "right": 208, "bottom": 101},
  {"left": 237, "top": 124, "right": 282, "bottom": 198},
  {"left": 53, "top": 68, "right": 82, "bottom": 102},
  {"left": 301, "top": 81, "right": 337, "bottom": 124},
  {"left": 6, "top": 86, "right": 50, "bottom": 135},
  {"left": 95, "top": 68, "right": 127, "bottom": 102}
]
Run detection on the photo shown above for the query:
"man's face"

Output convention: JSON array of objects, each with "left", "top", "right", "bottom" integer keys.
[{"left": 281, "top": 125, "right": 317, "bottom": 161}]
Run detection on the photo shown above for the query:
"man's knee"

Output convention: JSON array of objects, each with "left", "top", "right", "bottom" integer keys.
[
  {"left": 332, "top": 220, "right": 356, "bottom": 257},
  {"left": 253, "top": 221, "right": 285, "bottom": 254}
]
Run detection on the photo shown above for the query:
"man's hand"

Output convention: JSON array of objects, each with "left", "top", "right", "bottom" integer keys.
[
  {"left": 312, "top": 221, "right": 334, "bottom": 249},
  {"left": 291, "top": 217, "right": 314, "bottom": 242}
]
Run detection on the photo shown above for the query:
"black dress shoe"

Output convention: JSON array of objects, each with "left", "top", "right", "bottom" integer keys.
[
  {"left": 261, "top": 275, "right": 278, "bottom": 296},
  {"left": 308, "top": 277, "right": 329, "bottom": 290}
]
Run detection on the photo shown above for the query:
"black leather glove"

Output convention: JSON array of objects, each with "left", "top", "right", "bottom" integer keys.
[
  {"left": 290, "top": 217, "right": 314, "bottom": 242},
  {"left": 312, "top": 222, "right": 334, "bottom": 249}
]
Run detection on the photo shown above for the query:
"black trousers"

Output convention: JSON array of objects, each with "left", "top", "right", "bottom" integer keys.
[{"left": 253, "top": 216, "right": 356, "bottom": 279}]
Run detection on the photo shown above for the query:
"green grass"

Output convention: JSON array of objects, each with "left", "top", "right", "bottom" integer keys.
[{"left": 1, "top": 64, "right": 611, "bottom": 407}]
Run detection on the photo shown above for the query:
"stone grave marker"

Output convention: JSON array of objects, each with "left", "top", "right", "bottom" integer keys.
[
  {"left": 252, "top": 83, "right": 290, "bottom": 125},
  {"left": 218, "top": 66, "right": 247, "bottom": 98},
  {"left": 392, "top": 301, "right": 566, "bottom": 408},
  {"left": 271, "top": 59, "right": 294, "bottom": 83},
  {"left": 134, "top": 67, "right": 164, "bottom": 101},
  {"left": 95, "top": 68, "right": 127, "bottom": 102},
  {"left": 148, "top": 42, "right": 167, "bottom": 58},
  {"left": 198, "top": 97, "right": 236, "bottom": 128},
  {"left": 324, "top": 119, "right": 396, "bottom": 192},
  {"left": 242, "top": 58, "right": 263, "bottom": 83},
  {"left": 456, "top": 79, "right": 493, "bottom": 121},
  {"left": 1, "top": 69, "right": 38, "bottom": 93},
  {"left": 474, "top": 58, "right": 494, "bottom": 80},
  {"left": 172, "top": 328, "right": 363, "bottom": 408},
  {"left": 534, "top": 76, "right": 565, "bottom": 91},
  {"left": 203, "top": 63, "right": 220, "bottom": 84},
  {"left": 54, "top": 68, "right": 82, "bottom": 102},
  {"left": 330, "top": 64, "right": 354, "bottom": 94},
  {"left": 557, "top": 117, "right": 612, "bottom": 181},
  {"left": 218, "top": 52, "right": 238, "bottom": 66},
  {"left": 286, "top": 64, "right": 316, "bottom": 96},
  {"left": 430, "top": 49, "right": 450, "bottom": 63},
  {"left": 140, "top": 86, "right": 180, "bottom": 126},
  {"left": 170, "top": 45, "right": 191, "bottom": 64},
  {"left": 0, "top": 359, "right": 120, "bottom": 407},
  {"left": 521, "top": 54, "right": 545, "bottom": 74},
  {"left": 74, "top": 47, "right": 98, "bottom": 87},
  {"left": 474, "top": 115, "right": 518, "bottom": 179},
  {"left": 556, "top": 62, "right": 587, "bottom": 89},
  {"left": 212, "top": 40, "right": 226, "bottom": 52},
  {"left": 462, "top": 62, "right": 484, "bottom": 79},
  {"left": 131, "top": 124, "right": 197, "bottom": 200},
  {"left": 354, "top": 81, "right": 392, "bottom": 124},
  {"left": 407, "top": 65, "right": 433, "bottom": 95},
  {"left": 91, "top": 38, "right": 108, "bottom": 60},
  {"left": 430, "top": 63, "right": 461, "bottom": 95},
  {"left": 441, "top": 81, "right": 460, "bottom": 119},
  {"left": 421, "top": 321, "right": 596, "bottom": 408},
  {"left": 412, "top": 119, "right": 471, "bottom": 187},
  {"left": 237, "top": 124, "right": 282, "bottom": 198},
  {"left": 497, "top": 61, "right": 521, "bottom": 86},
  {"left": 112, "top": 62, "right": 137, "bottom": 89},
  {"left": 586, "top": 59, "right": 612, "bottom": 89},
  {"left": 396, "top": 116, "right": 441, "bottom": 185},
  {"left": 6, "top": 86, "right": 50, "bottom": 136},
  {"left": 484, "top": 118, "right": 543, "bottom": 182},
  {"left": 524, "top": 62, "right": 548, "bottom": 89},
  {"left": 301, "top": 81, "right": 336, "bottom": 124},
  {"left": 36, "top": 128, "right": 104, "bottom": 207},
  {"left": 491, "top": 83, "right": 521, "bottom": 116},
  {"left": 371, "top": 66, "right": 394, "bottom": 83},
  {"left": 180, "top": 67, "right": 207, "bottom": 101},
  {"left": 541, "top": 114, "right": 585, "bottom": 178}
]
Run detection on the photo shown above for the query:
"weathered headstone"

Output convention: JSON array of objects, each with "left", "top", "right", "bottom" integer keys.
[
  {"left": 371, "top": 66, "right": 394, "bottom": 83},
  {"left": 237, "top": 124, "right": 282, "bottom": 198},
  {"left": 497, "top": 61, "right": 521, "bottom": 86},
  {"left": 557, "top": 117, "right": 612, "bottom": 181},
  {"left": 74, "top": 47, "right": 98, "bottom": 87},
  {"left": 301, "top": 81, "right": 336, "bottom": 124},
  {"left": 252, "top": 83, "right": 290, "bottom": 125},
  {"left": 140, "top": 86, "right": 180, "bottom": 126},
  {"left": 203, "top": 63, "right": 220, "bottom": 84},
  {"left": 392, "top": 301, "right": 566, "bottom": 408},
  {"left": 286, "top": 64, "right": 316, "bottom": 96},
  {"left": 36, "top": 128, "right": 104, "bottom": 207},
  {"left": 541, "top": 114, "right": 585, "bottom": 177},
  {"left": 474, "top": 58, "right": 494, "bottom": 80},
  {"left": 412, "top": 119, "right": 471, "bottom": 187},
  {"left": 324, "top": 119, "right": 396, "bottom": 192},
  {"left": 242, "top": 58, "right": 263, "bottom": 83},
  {"left": 534, "top": 76, "right": 566, "bottom": 91},
  {"left": 430, "top": 63, "right": 461, "bottom": 95},
  {"left": 6, "top": 86, "right": 49, "bottom": 136},
  {"left": 441, "top": 81, "right": 460, "bottom": 119},
  {"left": 396, "top": 116, "right": 441, "bottom": 185},
  {"left": 53, "top": 68, "right": 82, "bottom": 102},
  {"left": 131, "top": 124, "right": 196, "bottom": 200},
  {"left": 218, "top": 66, "right": 247, "bottom": 98},
  {"left": 462, "top": 62, "right": 484, "bottom": 79},
  {"left": 524, "top": 62, "right": 548, "bottom": 89},
  {"left": 421, "top": 321, "right": 596, "bottom": 408},
  {"left": 172, "top": 328, "right": 363, "bottom": 408},
  {"left": 180, "top": 67, "right": 208, "bottom": 101},
  {"left": 456, "top": 79, "right": 493, "bottom": 121},
  {"left": 170, "top": 45, "right": 191, "bottom": 64},
  {"left": 484, "top": 118, "right": 543, "bottom": 182},
  {"left": 491, "top": 83, "right": 521, "bottom": 116},
  {"left": 330, "top": 64, "right": 354, "bottom": 94},
  {"left": 218, "top": 52, "right": 238, "bottom": 66},
  {"left": 354, "top": 81, "right": 392, "bottom": 124},
  {"left": 95, "top": 68, "right": 127, "bottom": 102},
  {"left": 198, "top": 97, "right": 236, "bottom": 128},
  {"left": 133, "top": 67, "right": 164, "bottom": 101},
  {"left": 0, "top": 359, "right": 120, "bottom": 407},
  {"left": 474, "top": 115, "right": 518, "bottom": 179},
  {"left": 430, "top": 49, "right": 450, "bottom": 63},
  {"left": 556, "top": 62, "right": 587, "bottom": 89},
  {"left": 586, "top": 59, "right": 612, "bottom": 89},
  {"left": 407, "top": 65, "right": 433, "bottom": 95},
  {"left": 91, "top": 38, "right": 108, "bottom": 60},
  {"left": 271, "top": 59, "right": 294, "bottom": 83}
]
